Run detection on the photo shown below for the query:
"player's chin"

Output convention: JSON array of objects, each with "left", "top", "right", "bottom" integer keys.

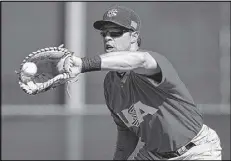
[{"left": 105, "top": 47, "right": 116, "bottom": 53}]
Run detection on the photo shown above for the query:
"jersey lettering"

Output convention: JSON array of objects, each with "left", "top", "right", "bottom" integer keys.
[{"left": 117, "top": 101, "right": 158, "bottom": 127}]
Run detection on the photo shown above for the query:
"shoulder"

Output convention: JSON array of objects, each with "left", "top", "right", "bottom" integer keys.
[
  {"left": 137, "top": 49, "right": 169, "bottom": 68},
  {"left": 133, "top": 49, "right": 167, "bottom": 75},
  {"left": 141, "top": 49, "right": 175, "bottom": 70},
  {"left": 141, "top": 49, "right": 167, "bottom": 61},
  {"left": 133, "top": 50, "right": 180, "bottom": 86},
  {"left": 139, "top": 49, "right": 165, "bottom": 58}
]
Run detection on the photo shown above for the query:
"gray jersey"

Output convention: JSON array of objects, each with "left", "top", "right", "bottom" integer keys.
[{"left": 104, "top": 51, "right": 203, "bottom": 153}]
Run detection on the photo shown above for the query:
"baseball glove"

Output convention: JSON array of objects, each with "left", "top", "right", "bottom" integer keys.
[{"left": 16, "top": 44, "right": 79, "bottom": 95}]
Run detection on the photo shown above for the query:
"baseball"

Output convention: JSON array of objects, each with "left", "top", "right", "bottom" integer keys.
[{"left": 22, "top": 62, "right": 37, "bottom": 76}]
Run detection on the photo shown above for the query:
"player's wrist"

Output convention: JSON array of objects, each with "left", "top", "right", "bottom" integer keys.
[{"left": 80, "top": 56, "right": 101, "bottom": 73}]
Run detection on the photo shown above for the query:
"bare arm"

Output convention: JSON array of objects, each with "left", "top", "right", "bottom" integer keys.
[
  {"left": 100, "top": 51, "right": 160, "bottom": 75},
  {"left": 71, "top": 51, "right": 160, "bottom": 76}
]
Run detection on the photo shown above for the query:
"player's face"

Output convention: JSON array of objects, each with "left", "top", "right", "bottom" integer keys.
[{"left": 100, "top": 24, "right": 132, "bottom": 53}]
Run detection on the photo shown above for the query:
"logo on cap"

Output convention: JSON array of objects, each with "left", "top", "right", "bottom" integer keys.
[{"left": 107, "top": 9, "right": 118, "bottom": 17}]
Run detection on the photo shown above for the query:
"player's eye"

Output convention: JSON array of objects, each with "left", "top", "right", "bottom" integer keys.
[
  {"left": 100, "top": 31, "right": 123, "bottom": 38},
  {"left": 100, "top": 30, "right": 130, "bottom": 38},
  {"left": 109, "top": 31, "right": 124, "bottom": 37}
]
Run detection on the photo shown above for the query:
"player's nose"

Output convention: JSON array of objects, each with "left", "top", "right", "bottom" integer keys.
[{"left": 104, "top": 34, "right": 113, "bottom": 41}]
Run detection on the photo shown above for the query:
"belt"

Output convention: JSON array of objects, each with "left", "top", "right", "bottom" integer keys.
[{"left": 156, "top": 142, "right": 196, "bottom": 159}]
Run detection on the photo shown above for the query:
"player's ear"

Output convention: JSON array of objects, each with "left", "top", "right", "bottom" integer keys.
[{"left": 131, "top": 31, "right": 139, "bottom": 44}]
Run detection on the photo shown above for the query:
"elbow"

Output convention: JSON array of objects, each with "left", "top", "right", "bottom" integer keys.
[
  {"left": 140, "top": 52, "right": 150, "bottom": 68},
  {"left": 142, "top": 52, "right": 158, "bottom": 70},
  {"left": 125, "top": 52, "right": 148, "bottom": 70},
  {"left": 141, "top": 52, "right": 147, "bottom": 65},
  {"left": 134, "top": 52, "right": 146, "bottom": 68}
]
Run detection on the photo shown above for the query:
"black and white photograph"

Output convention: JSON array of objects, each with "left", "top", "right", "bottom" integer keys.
[{"left": 1, "top": 1, "right": 230, "bottom": 160}]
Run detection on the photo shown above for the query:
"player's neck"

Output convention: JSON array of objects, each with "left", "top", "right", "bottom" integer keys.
[{"left": 130, "top": 43, "right": 139, "bottom": 51}]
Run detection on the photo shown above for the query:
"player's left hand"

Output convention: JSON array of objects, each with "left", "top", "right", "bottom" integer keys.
[
  {"left": 64, "top": 56, "right": 82, "bottom": 78},
  {"left": 16, "top": 44, "right": 80, "bottom": 95}
]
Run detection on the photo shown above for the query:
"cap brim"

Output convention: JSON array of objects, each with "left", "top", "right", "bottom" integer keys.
[{"left": 93, "top": 20, "right": 128, "bottom": 30}]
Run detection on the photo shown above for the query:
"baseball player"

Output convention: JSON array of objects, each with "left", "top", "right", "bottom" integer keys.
[{"left": 69, "top": 5, "right": 222, "bottom": 160}]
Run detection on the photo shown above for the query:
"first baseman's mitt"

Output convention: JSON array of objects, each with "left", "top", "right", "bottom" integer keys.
[{"left": 16, "top": 44, "right": 78, "bottom": 95}]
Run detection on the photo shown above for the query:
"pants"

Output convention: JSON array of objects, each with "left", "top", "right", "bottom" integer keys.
[{"left": 133, "top": 124, "right": 222, "bottom": 160}]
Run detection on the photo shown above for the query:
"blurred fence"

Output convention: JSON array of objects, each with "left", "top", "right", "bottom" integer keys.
[{"left": 1, "top": 104, "right": 230, "bottom": 160}]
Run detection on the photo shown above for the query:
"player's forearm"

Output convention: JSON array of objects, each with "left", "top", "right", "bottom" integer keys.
[
  {"left": 113, "top": 129, "right": 139, "bottom": 160},
  {"left": 99, "top": 51, "right": 146, "bottom": 71},
  {"left": 71, "top": 51, "right": 158, "bottom": 75}
]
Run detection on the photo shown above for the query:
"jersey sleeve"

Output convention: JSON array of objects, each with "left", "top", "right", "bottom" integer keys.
[
  {"left": 130, "top": 51, "right": 195, "bottom": 105},
  {"left": 133, "top": 51, "right": 182, "bottom": 91},
  {"left": 149, "top": 51, "right": 181, "bottom": 88}
]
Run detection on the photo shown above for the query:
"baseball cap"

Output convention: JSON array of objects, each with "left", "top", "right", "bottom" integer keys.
[{"left": 93, "top": 5, "right": 141, "bottom": 31}]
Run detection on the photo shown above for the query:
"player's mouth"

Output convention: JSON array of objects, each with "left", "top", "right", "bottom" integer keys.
[{"left": 105, "top": 44, "right": 114, "bottom": 52}]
